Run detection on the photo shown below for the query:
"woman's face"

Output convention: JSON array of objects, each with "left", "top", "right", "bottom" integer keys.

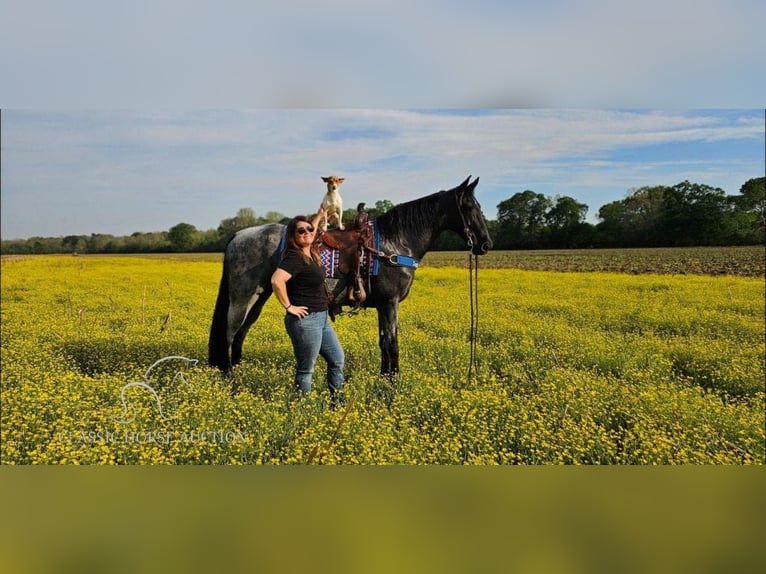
[{"left": 294, "top": 222, "right": 316, "bottom": 248}]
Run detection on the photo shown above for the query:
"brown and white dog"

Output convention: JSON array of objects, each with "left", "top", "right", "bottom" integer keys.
[{"left": 320, "top": 175, "right": 345, "bottom": 230}]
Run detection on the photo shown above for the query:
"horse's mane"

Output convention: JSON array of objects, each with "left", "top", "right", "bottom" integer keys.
[{"left": 374, "top": 189, "right": 448, "bottom": 239}]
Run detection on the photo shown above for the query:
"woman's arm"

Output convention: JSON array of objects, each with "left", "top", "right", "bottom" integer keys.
[
  {"left": 312, "top": 206, "right": 326, "bottom": 230},
  {"left": 270, "top": 268, "right": 308, "bottom": 318}
]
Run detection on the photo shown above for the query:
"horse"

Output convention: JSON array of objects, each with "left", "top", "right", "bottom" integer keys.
[{"left": 208, "top": 175, "right": 492, "bottom": 376}]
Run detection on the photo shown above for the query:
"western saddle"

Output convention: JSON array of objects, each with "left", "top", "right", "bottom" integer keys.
[{"left": 315, "top": 203, "right": 375, "bottom": 318}]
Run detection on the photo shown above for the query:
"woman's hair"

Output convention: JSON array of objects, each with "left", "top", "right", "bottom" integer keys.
[{"left": 284, "top": 215, "right": 320, "bottom": 265}]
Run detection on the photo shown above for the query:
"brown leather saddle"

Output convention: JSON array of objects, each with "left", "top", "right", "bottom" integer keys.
[{"left": 315, "top": 206, "right": 375, "bottom": 318}]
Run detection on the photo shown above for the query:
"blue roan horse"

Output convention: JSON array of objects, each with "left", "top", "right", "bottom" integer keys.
[{"left": 208, "top": 176, "right": 492, "bottom": 375}]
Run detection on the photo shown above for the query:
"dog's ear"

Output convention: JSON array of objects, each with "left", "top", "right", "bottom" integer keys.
[
  {"left": 321, "top": 176, "right": 330, "bottom": 183},
  {"left": 338, "top": 178, "right": 345, "bottom": 183}
]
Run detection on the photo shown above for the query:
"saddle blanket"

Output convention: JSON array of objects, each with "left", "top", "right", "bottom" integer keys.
[
  {"left": 320, "top": 247, "right": 341, "bottom": 278},
  {"left": 320, "top": 246, "right": 377, "bottom": 279}
]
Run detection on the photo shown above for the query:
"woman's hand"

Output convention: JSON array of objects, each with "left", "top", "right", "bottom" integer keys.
[
  {"left": 313, "top": 206, "right": 326, "bottom": 229},
  {"left": 287, "top": 304, "right": 309, "bottom": 319},
  {"left": 271, "top": 268, "right": 307, "bottom": 317}
]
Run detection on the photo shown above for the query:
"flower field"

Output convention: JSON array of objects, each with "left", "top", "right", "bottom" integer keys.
[{"left": 1, "top": 251, "right": 764, "bottom": 464}]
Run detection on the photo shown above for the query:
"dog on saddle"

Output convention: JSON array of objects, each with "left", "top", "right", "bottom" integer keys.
[{"left": 320, "top": 175, "right": 345, "bottom": 231}]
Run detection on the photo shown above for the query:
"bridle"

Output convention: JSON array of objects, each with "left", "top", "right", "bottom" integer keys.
[{"left": 455, "top": 190, "right": 477, "bottom": 250}]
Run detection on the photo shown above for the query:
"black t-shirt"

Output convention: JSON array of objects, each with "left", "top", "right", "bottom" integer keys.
[{"left": 278, "top": 250, "right": 328, "bottom": 313}]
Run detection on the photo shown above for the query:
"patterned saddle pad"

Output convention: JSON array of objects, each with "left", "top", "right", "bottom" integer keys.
[{"left": 320, "top": 244, "right": 377, "bottom": 279}]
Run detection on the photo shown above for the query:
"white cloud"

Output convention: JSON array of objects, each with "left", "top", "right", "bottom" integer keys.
[{"left": 1, "top": 109, "right": 762, "bottom": 238}]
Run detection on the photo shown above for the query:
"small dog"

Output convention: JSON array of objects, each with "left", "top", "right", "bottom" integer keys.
[{"left": 320, "top": 176, "right": 345, "bottom": 231}]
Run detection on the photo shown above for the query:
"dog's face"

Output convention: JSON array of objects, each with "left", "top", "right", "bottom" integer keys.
[{"left": 322, "top": 176, "right": 345, "bottom": 194}]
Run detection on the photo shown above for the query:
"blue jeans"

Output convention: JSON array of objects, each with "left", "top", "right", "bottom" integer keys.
[{"left": 284, "top": 311, "right": 344, "bottom": 395}]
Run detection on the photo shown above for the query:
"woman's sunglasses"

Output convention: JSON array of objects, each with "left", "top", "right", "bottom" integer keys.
[{"left": 296, "top": 224, "right": 315, "bottom": 235}]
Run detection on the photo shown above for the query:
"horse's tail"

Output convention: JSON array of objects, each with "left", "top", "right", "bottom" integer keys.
[{"left": 208, "top": 257, "right": 231, "bottom": 371}]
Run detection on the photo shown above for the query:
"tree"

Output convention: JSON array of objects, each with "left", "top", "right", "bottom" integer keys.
[
  {"left": 496, "top": 190, "right": 551, "bottom": 248},
  {"left": 597, "top": 186, "right": 669, "bottom": 246},
  {"left": 62, "top": 235, "right": 86, "bottom": 253},
  {"left": 236, "top": 207, "right": 257, "bottom": 225},
  {"left": 217, "top": 208, "right": 258, "bottom": 243},
  {"left": 259, "top": 211, "right": 286, "bottom": 224},
  {"left": 622, "top": 186, "right": 667, "bottom": 245},
  {"left": 342, "top": 199, "right": 394, "bottom": 224},
  {"left": 168, "top": 223, "right": 198, "bottom": 251},
  {"left": 735, "top": 177, "right": 765, "bottom": 242},
  {"left": 545, "top": 195, "right": 589, "bottom": 248},
  {"left": 546, "top": 195, "right": 587, "bottom": 228},
  {"left": 373, "top": 199, "right": 394, "bottom": 213},
  {"left": 121, "top": 231, "right": 170, "bottom": 252},
  {"left": 195, "top": 229, "right": 222, "bottom": 252},
  {"left": 86, "top": 233, "right": 115, "bottom": 253},
  {"left": 364, "top": 200, "right": 395, "bottom": 220},
  {"left": 596, "top": 200, "right": 628, "bottom": 246},
  {"left": 659, "top": 181, "right": 729, "bottom": 246}
]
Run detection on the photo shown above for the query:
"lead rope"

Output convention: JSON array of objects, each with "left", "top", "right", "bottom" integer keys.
[
  {"left": 455, "top": 190, "right": 481, "bottom": 383},
  {"left": 467, "top": 252, "right": 480, "bottom": 382}
]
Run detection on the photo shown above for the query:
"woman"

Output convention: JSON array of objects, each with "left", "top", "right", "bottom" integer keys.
[{"left": 271, "top": 208, "right": 345, "bottom": 405}]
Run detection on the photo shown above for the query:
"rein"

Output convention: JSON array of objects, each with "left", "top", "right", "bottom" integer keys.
[
  {"left": 456, "top": 191, "right": 481, "bottom": 381},
  {"left": 467, "top": 251, "right": 481, "bottom": 381}
]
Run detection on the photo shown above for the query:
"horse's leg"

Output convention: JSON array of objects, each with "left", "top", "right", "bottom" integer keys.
[
  {"left": 225, "top": 289, "right": 260, "bottom": 364},
  {"left": 226, "top": 301, "right": 250, "bottom": 365},
  {"left": 231, "top": 284, "right": 273, "bottom": 366},
  {"left": 377, "top": 300, "right": 400, "bottom": 377},
  {"left": 209, "top": 262, "right": 233, "bottom": 371}
]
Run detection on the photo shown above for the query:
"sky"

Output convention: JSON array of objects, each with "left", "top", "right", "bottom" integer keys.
[
  {"left": 1, "top": 109, "right": 763, "bottom": 239},
  {"left": 1, "top": 1, "right": 765, "bottom": 240}
]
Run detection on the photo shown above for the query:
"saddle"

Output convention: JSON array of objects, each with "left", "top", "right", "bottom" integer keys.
[{"left": 315, "top": 204, "right": 375, "bottom": 317}]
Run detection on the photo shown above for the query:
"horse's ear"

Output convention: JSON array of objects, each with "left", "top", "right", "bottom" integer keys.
[
  {"left": 467, "top": 176, "right": 479, "bottom": 193},
  {"left": 460, "top": 175, "right": 472, "bottom": 188}
]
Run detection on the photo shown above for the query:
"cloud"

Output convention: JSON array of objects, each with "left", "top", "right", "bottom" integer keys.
[{"left": 1, "top": 109, "right": 762, "bottom": 238}]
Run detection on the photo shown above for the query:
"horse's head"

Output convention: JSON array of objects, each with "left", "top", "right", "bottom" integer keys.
[{"left": 452, "top": 176, "right": 493, "bottom": 255}]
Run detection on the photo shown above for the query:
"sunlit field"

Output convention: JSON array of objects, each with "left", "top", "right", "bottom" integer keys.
[{"left": 1, "top": 249, "right": 764, "bottom": 464}]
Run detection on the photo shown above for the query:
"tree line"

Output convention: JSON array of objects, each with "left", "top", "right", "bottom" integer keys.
[
  {"left": 2, "top": 178, "right": 763, "bottom": 255},
  {"left": 434, "top": 177, "right": 764, "bottom": 250},
  {"left": 0, "top": 201, "right": 397, "bottom": 255}
]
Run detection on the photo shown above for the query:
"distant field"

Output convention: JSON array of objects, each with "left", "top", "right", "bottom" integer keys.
[
  {"left": 421, "top": 246, "right": 766, "bottom": 277},
  {"left": 9, "top": 245, "right": 763, "bottom": 276}
]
